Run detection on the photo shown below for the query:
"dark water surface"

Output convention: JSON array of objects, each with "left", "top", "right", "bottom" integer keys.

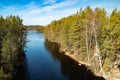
[{"left": 16, "top": 31, "right": 104, "bottom": 80}]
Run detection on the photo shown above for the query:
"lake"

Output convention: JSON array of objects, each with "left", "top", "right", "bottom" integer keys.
[{"left": 15, "top": 31, "right": 104, "bottom": 80}]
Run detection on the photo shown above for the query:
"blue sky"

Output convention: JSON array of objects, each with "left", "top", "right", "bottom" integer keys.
[{"left": 0, "top": 0, "right": 120, "bottom": 25}]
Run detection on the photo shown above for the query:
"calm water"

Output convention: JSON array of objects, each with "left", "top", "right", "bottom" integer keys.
[{"left": 16, "top": 31, "right": 104, "bottom": 80}]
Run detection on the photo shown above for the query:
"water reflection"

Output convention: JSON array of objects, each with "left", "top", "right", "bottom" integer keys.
[
  {"left": 14, "top": 31, "right": 105, "bottom": 80},
  {"left": 44, "top": 40, "right": 105, "bottom": 80}
]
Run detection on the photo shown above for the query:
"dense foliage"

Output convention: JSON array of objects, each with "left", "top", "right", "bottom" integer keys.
[
  {"left": 0, "top": 15, "right": 26, "bottom": 79},
  {"left": 44, "top": 7, "right": 120, "bottom": 74}
]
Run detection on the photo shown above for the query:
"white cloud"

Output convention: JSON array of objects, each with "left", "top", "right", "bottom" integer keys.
[
  {"left": 43, "top": 0, "right": 56, "bottom": 5},
  {"left": 0, "top": 0, "right": 120, "bottom": 25},
  {"left": 22, "top": 7, "right": 78, "bottom": 25},
  {"left": 0, "top": 0, "right": 80, "bottom": 25},
  {"left": 29, "top": 0, "right": 77, "bottom": 14},
  {"left": 18, "top": 0, "right": 78, "bottom": 25}
]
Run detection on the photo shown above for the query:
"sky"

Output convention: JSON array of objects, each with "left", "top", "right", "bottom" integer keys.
[{"left": 0, "top": 0, "right": 120, "bottom": 26}]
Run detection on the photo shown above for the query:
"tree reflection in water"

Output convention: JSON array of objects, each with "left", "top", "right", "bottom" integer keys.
[{"left": 44, "top": 40, "right": 105, "bottom": 80}]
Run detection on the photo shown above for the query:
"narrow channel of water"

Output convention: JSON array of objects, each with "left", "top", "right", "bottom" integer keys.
[{"left": 16, "top": 31, "right": 104, "bottom": 80}]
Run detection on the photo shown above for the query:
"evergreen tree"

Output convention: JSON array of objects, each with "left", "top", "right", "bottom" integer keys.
[{"left": 0, "top": 15, "right": 26, "bottom": 79}]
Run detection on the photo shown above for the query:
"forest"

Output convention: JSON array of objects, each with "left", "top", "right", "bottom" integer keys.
[
  {"left": 44, "top": 6, "right": 120, "bottom": 79},
  {"left": 0, "top": 15, "right": 26, "bottom": 79},
  {"left": 25, "top": 25, "right": 44, "bottom": 32},
  {"left": 0, "top": 6, "right": 119, "bottom": 80}
]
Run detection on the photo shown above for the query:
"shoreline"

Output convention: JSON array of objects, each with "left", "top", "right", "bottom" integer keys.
[
  {"left": 61, "top": 48, "right": 120, "bottom": 80},
  {"left": 45, "top": 39, "right": 105, "bottom": 79},
  {"left": 63, "top": 49, "right": 91, "bottom": 67},
  {"left": 61, "top": 49, "right": 105, "bottom": 78},
  {"left": 60, "top": 47, "right": 120, "bottom": 80},
  {"left": 45, "top": 39, "right": 120, "bottom": 80}
]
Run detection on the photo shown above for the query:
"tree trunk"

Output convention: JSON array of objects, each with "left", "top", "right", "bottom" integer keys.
[
  {"left": 92, "top": 17, "right": 104, "bottom": 76},
  {"left": 86, "top": 24, "right": 89, "bottom": 62}
]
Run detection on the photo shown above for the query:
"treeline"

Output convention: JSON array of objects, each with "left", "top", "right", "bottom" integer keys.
[
  {"left": 25, "top": 25, "right": 44, "bottom": 32},
  {"left": 44, "top": 6, "right": 120, "bottom": 77},
  {"left": 0, "top": 15, "right": 26, "bottom": 79}
]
